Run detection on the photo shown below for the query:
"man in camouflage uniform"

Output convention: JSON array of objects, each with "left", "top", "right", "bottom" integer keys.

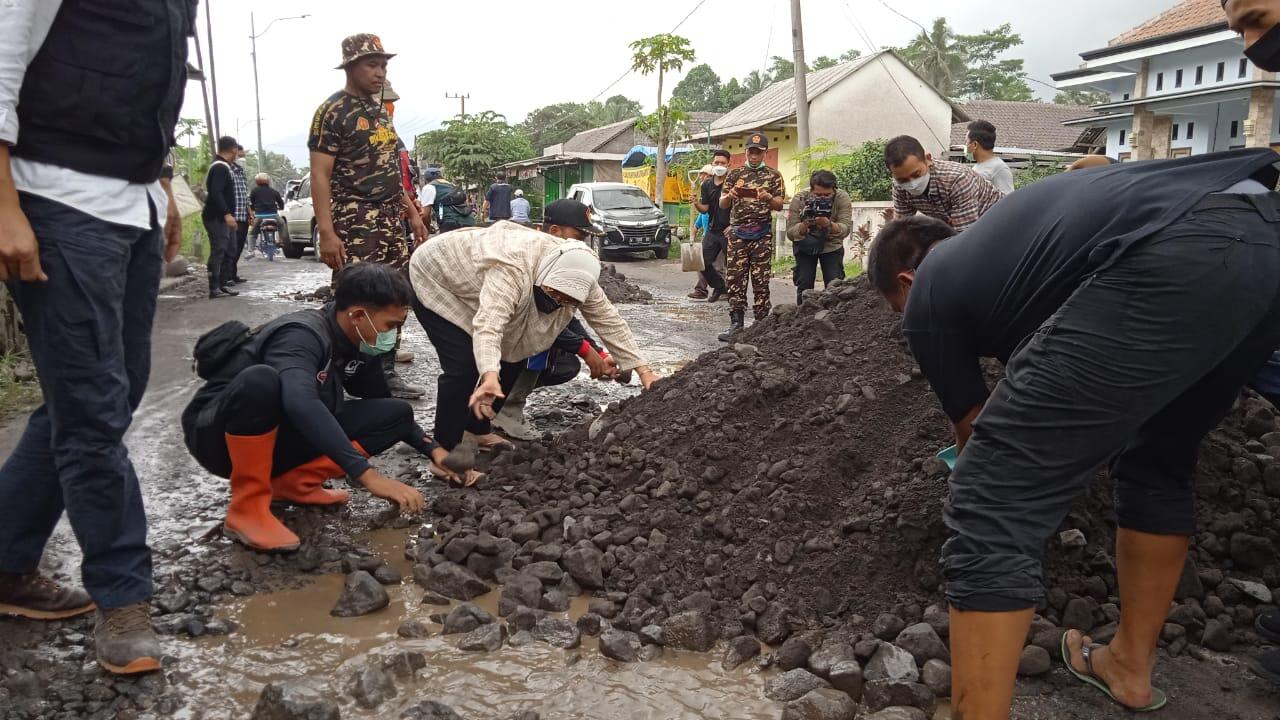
[
  {"left": 308, "top": 33, "right": 429, "bottom": 398},
  {"left": 718, "top": 131, "right": 785, "bottom": 342}
]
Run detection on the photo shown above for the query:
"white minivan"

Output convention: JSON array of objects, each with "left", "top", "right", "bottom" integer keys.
[{"left": 279, "top": 174, "right": 317, "bottom": 259}]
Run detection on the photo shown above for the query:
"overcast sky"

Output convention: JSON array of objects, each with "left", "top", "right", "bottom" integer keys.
[{"left": 183, "top": 0, "right": 1179, "bottom": 166}]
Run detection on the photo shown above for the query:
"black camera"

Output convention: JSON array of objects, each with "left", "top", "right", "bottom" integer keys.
[{"left": 802, "top": 195, "right": 833, "bottom": 220}]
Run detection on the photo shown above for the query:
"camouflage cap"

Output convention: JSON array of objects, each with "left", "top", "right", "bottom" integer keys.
[{"left": 336, "top": 33, "right": 396, "bottom": 70}]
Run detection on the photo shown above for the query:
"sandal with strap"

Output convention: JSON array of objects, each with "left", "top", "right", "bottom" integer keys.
[{"left": 1061, "top": 631, "right": 1168, "bottom": 712}]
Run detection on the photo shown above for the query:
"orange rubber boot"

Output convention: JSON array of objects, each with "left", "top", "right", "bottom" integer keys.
[
  {"left": 271, "top": 456, "right": 350, "bottom": 505},
  {"left": 224, "top": 430, "right": 300, "bottom": 552}
]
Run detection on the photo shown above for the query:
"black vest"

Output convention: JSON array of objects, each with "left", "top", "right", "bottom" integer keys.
[{"left": 13, "top": 0, "right": 196, "bottom": 183}]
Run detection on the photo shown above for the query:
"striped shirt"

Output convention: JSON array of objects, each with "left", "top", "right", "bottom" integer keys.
[
  {"left": 892, "top": 159, "right": 1002, "bottom": 231},
  {"left": 230, "top": 162, "right": 250, "bottom": 222},
  {"left": 408, "top": 221, "right": 646, "bottom": 375}
]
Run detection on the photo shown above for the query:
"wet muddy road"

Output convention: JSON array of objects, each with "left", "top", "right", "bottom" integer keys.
[{"left": 1, "top": 254, "right": 794, "bottom": 719}]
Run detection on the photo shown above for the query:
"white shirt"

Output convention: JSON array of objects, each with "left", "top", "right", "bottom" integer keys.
[
  {"left": 1, "top": 0, "right": 167, "bottom": 230},
  {"left": 419, "top": 184, "right": 437, "bottom": 207},
  {"left": 973, "top": 157, "right": 1015, "bottom": 195}
]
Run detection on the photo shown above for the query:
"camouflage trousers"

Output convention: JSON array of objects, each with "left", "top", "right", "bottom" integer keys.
[
  {"left": 725, "top": 230, "right": 773, "bottom": 320},
  {"left": 332, "top": 195, "right": 409, "bottom": 270}
]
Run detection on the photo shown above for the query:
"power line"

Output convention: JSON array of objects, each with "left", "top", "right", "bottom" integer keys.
[
  {"left": 875, "top": 0, "right": 928, "bottom": 35},
  {"left": 838, "top": 0, "right": 949, "bottom": 149},
  {"left": 760, "top": 0, "right": 779, "bottom": 79}
]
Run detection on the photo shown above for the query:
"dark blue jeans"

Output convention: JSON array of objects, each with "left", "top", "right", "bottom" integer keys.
[{"left": 0, "top": 192, "right": 162, "bottom": 609}]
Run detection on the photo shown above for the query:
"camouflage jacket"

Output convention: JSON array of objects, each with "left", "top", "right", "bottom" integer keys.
[
  {"left": 724, "top": 164, "right": 785, "bottom": 227},
  {"left": 308, "top": 90, "right": 402, "bottom": 204}
]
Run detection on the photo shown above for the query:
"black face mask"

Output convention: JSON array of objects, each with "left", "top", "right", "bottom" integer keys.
[
  {"left": 1246, "top": 25, "right": 1280, "bottom": 71},
  {"left": 533, "top": 287, "right": 562, "bottom": 314}
]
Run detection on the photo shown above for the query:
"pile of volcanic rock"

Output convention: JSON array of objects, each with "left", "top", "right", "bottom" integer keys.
[
  {"left": 597, "top": 263, "right": 652, "bottom": 304},
  {"left": 408, "top": 277, "right": 1280, "bottom": 716}
]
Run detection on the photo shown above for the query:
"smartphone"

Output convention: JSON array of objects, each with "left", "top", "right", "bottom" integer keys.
[{"left": 736, "top": 187, "right": 758, "bottom": 199}]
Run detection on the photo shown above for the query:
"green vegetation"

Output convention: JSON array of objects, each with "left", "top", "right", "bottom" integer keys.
[
  {"left": 898, "top": 19, "right": 1034, "bottom": 101},
  {"left": 792, "top": 139, "right": 892, "bottom": 201},
  {"left": 772, "top": 256, "right": 864, "bottom": 278},
  {"left": 1014, "top": 158, "right": 1067, "bottom": 190},
  {"left": 179, "top": 213, "right": 206, "bottom": 261}
]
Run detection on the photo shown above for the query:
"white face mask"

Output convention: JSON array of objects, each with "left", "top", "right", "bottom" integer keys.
[
  {"left": 711, "top": 166, "right": 728, "bottom": 177},
  {"left": 235, "top": 157, "right": 247, "bottom": 169},
  {"left": 897, "top": 173, "right": 930, "bottom": 197}
]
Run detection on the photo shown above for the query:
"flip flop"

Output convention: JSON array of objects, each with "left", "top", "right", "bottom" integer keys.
[
  {"left": 428, "top": 463, "right": 483, "bottom": 488},
  {"left": 1061, "top": 631, "right": 1168, "bottom": 712}
]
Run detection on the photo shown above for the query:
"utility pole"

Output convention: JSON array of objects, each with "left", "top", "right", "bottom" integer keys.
[
  {"left": 791, "top": 0, "right": 811, "bottom": 178},
  {"left": 446, "top": 92, "right": 470, "bottom": 118},
  {"left": 249, "top": 14, "right": 309, "bottom": 175},
  {"left": 205, "top": 0, "right": 221, "bottom": 138},
  {"left": 251, "top": 12, "right": 262, "bottom": 174},
  {"left": 191, "top": 25, "right": 216, "bottom": 161}
]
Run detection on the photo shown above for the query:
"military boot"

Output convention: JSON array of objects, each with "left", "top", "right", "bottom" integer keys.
[{"left": 718, "top": 310, "right": 745, "bottom": 342}]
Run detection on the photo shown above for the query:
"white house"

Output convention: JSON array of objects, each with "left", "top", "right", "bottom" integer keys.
[{"left": 1052, "top": 0, "right": 1277, "bottom": 160}]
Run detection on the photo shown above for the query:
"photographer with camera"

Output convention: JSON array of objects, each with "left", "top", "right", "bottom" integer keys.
[{"left": 785, "top": 170, "right": 853, "bottom": 305}]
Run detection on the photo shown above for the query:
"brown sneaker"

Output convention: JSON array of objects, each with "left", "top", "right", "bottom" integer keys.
[
  {"left": 94, "top": 603, "right": 162, "bottom": 675},
  {"left": 0, "top": 573, "right": 95, "bottom": 620},
  {"left": 687, "top": 290, "right": 709, "bottom": 299}
]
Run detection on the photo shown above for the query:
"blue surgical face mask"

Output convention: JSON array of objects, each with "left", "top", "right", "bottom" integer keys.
[
  {"left": 746, "top": 159, "right": 765, "bottom": 169},
  {"left": 354, "top": 310, "right": 397, "bottom": 355}
]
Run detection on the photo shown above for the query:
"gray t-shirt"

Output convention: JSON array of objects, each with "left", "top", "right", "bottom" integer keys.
[{"left": 974, "top": 157, "right": 1015, "bottom": 195}]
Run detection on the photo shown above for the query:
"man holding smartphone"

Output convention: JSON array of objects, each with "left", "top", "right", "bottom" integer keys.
[{"left": 718, "top": 132, "right": 785, "bottom": 342}]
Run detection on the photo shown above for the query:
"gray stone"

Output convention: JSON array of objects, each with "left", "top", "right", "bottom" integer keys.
[
  {"left": 639, "top": 624, "right": 664, "bottom": 646},
  {"left": 863, "top": 680, "right": 936, "bottom": 715},
  {"left": 723, "top": 635, "right": 762, "bottom": 671},
  {"left": 532, "top": 617, "right": 582, "bottom": 649},
  {"left": 423, "top": 562, "right": 490, "bottom": 600},
  {"left": 561, "top": 546, "right": 605, "bottom": 588},
  {"left": 1231, "top": 533, "right": 1274, "bottom": 570},
  {"left": 577, "top": 612, "right": 603, "bottom": 637},
  {"left": 372, "top": 564, "right": 403, "bottom": 586},
  {"left": 873, "top": 613, "right": 907, "bottom": 641},
  {"left": 511, "top": 522, "right": 541, "bottom": 544},
  {"left": 757, "top": 603, "right": 793, "bottom": 644},
  {"left": 400, "top": 700, "right": 465, "bottom": 720},
  {"left": 540, "top": 589, "right": 571, "bottom": 612},
  {"left": 776, "top": 635, "right": 813, "bottom": 671},
  {"left": 662, "top": 610, "right": 717, "bottom": 652},
  {"left": 420, "top": 590, "right": 452, "bottom": 606},
  {"left": 764, "top": 669, "right": 831, "bottom": 702},
  {"left": 1202, "top": 619, "right": 1233, "bottom": 651},
  {"left": 1017, "top": 645, "right": 1052, "bottom": 677},
  {"left": 807, "top": 641, "right": 857, "bottom": 678},
  {"left": 382, "top": 651, "right": 427, "bottom": 680},
  {"left": 346, "top": 661, "right": 397, "bottom": 710},
  {"left": 1228, "top": 578, "right": 1273, "bottom": 603},
  {"left": 894, "top": 623, "right": 949, "bottom": 664},
  {"left": 921, "top": 659, "right": 951, "bottom": 696},
  {"left": 781, "top": 688, "right": 858, "bottom": 720},
  {"left": 862, "top": 708, "right": 928, "bottom": 720},
  {"left": 499, "top": 573, "right": 543, "bottom": 616},
  {"left": 864, "top": 643, "right": 919, "bottom": 683},
  {"left": 459, "top": 623, "right": 505, "bottom": 652},
  {"left": 1062, "top": 598, "right": 1095, "bottom": 632},
  {"left": 251, "top": 680, "right": 340, "bottom": 720},
  {"left": 1058, "top": 529, "right": 1087, "bottom": 549},
  {"left": 397, "top": 620, "right": 431, "bottom": 639},
  {"left": 525, "top": 561, "right": 564, "bottom": 584},
  {"left": 828, "top": 660, "right": 864, "bottom": 701},
  {"left": 330, "top": 571, "right": 390, "bottom": 617},
  {"left": 442, "top": 603, "right": 495, "bottom": 635},
  {"left": 599, "top": 629, "right": 641, "bottom": 663},
  {"left": 588, "top": 597, "right": 619, "bottom": 619}
]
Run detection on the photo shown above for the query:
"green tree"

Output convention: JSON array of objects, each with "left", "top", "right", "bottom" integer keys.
[
  {"left": 431, "top": 111, "right": 535, "bottom": 191},
  {"left": 244, "top": 150, "right": 300, "bottom": 189},
  {"left": 813, "top": 49, "right": 862, "bottom": 70},
  {"left": 766, "top": 55, "right": 795, "bottom": 82},
  {"left": 629, "top": 33, "right": 696, "bottom": 209},
  {"left": 899, "top": 18, "right": 968, "bottom": 98},
  {"left": 173, "top": 118, "right": 211, "bottom": 186},
  {"left": 1054, "top": 88, "right": 1110, "bottom": 106},
  {"left": 590, "top": 95, "right": 644, "bottom": 125},
  {"left": 793, "top": 138, "right": 892, "bottom": 201},
  {"left": 955, "top": 24, "right": 1034, "bottom": 101},
  {"left": 742, "top": 70, "right": 770, "bottom": 94},
  {"left": 520, "top": 102, "right": 595, "bottom": 153},
  {"left": 719, "top": 77, "right": 751, "bottom": 111},
  {"left": 671, "top": 63, "right": 723, "bottom": 112}
]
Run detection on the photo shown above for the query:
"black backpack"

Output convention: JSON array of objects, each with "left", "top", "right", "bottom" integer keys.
[{"left": 192, "top": 321, "right": 257, "bottom": 380}]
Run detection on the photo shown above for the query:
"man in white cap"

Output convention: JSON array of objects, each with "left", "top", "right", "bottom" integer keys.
[
  {"left": 511, "top": 188, "right": 531, "bottom": 226},
  {"left": 408, "top": 199, "right": 658, "bottom": 458}
]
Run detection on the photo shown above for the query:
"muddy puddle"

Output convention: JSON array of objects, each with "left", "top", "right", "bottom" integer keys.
[{"left": 171, "top": 529, "right": 782, "bottom": 719}]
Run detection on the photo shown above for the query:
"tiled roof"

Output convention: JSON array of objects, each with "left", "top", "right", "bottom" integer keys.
[
  {"left": 560, "top": 112, "right": 724, "bottom": 153},
  {"left": 710, "top": 54, "right": 879, "bottom": 136},
  {"left": 1110, "top": 0, "right": 1228, "bottom": 47},
  {"left": 951, "top": 100, "right": 1101, "bottom": 152}
]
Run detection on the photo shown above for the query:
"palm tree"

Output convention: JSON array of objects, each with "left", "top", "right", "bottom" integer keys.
[
  {"left": 630, "top": 33, "right": 696, "bottom": 209},
  {"left": 900, "top": 18, "right": 968, "bottom": 98}
]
